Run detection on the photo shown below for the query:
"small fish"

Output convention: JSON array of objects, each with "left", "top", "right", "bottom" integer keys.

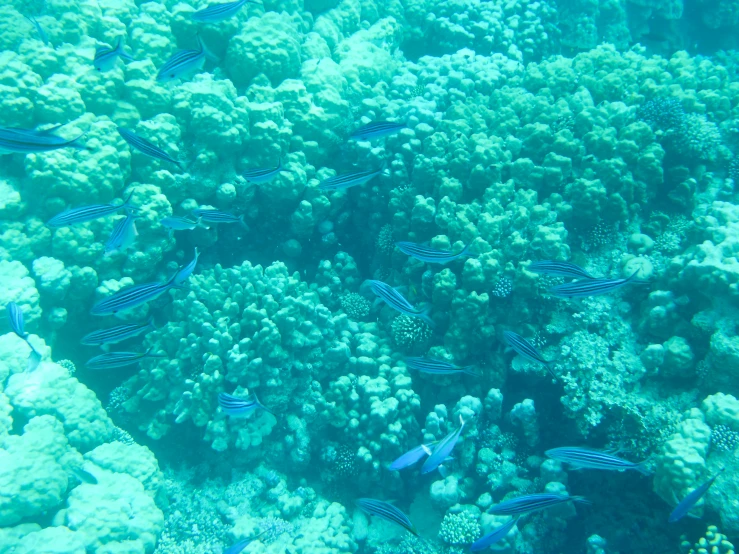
[
  {"left": 389, "top": 442, "right": 437, "bottom": 471},
  {"left": 160, "top": 216, "right": 206, "bottom": 231},
  {"left": 223, "top": 532, "right": 266, "bottom": 554},
  {"left": 174, "top": 249, "right": 199, "bottom": 286},
  {"left": 47, "top": 191, "right": 136, "bottom": 228},
  {"left": 545, "top": 447, "right": 651, "bottom": 475},
  {"left": 192, "top": 0, "right": 260, "bottom": 22},
  {"left": 0, "top": 126, "right": 85, "bottom": 155},
  {"left": 319, "top": 167, "right": 384, "bottom": 191},
  {"left": 367, "top": 280, "right": 434, "bottom": 328},
  {"left": 396, "top": 241, "right": 471, "bottom": 264},
  {"left": 24, "top": 15, "right": 49, "bottom": 45},
  {"left": 7, "top": 302, "right": 28, "bottom": 340},
  {"left": 470, "top": 516, "right": 519, "bottom": 551},
  {"left": 104, "top": 212, "right": 139, "bottom": 255},
  {"left": 72, "top": 467, "right": 98, "bottom": 485},
  {"left": 669, "top": 467, "right": 725, "bottom": 523},
  {"left": 218, "top": 392, "right": 273, "bottom": 417},
  {"left": 90, "top": 274, "right": 177, "bottom": 316},
  {"left": 421, "top": 415, "right": 467, "bottom": 475},
  {"left": 117, "top": 127, "right": 182, "bottom": 170},
  {"left": 487, "top": 493, "right": 590, "bottom": 516},
  {"left": 349, "top": 121, "right": 406, "bottom": 141},
  {"left": 94, "top": 37, "right": 135, "bottom": 72},
  {"left": 80, "top": 318, "right": 155, "bottom": 346},
  {"left": 405, "top": 356, "right": 480, "bottom": 377},
  {"left": 528, "top": 260, "right": 595, "bottom": 280},
  {"left": 548, "top": 270, "right": 648, "bottom": 298},
  {"left": 355, "top": 498, "right": 417, "bottom": 536},
  {"left": 157, "top": 35, "right": 213, "bottom": 82},
  {"left": 86, "top": 348, "right": 166, "bottom": 370},
  {"left": 242, "top": 159, "right": 290, "bottom": 184},
  {"left": 191, "top": 208, "right": 247, "bottom": 227},
  {"left": 502, "top": 330, "right": 558, "bottom": 381}
]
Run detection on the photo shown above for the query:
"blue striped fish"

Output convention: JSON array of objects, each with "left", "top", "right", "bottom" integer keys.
[
  {"left": 192, "top": 0, "right": 259, "bottom": 22},
  {"left": 117, "top": 127, "right": 182, "bottom": 170},
  {"left": 529, "top": 260, "right": 595, "bottom": 280},
  {"left": 669, "top": 467, "right": 725, "bottom": 523},
  {"left": 86, "top": 348, "right": 166, "bottom": 370},
  {"left": 218, "top": 392, "right": 273, "bottom": 417},
  {"left": 367, "top": 280, "right": 434, "bottom": 327},
  {"left": 104, "top": 212, "right": 139, "bottom": 255},
  {"left": 0, "top": 126, "right": 85, "bottom": 154},
  {"left": 545, "top": 447, "right": 651, "bottom": 475},
  {"left": 80, "top": 318, "right": 155, "bottom": 347},
  {"left": 487, "top": 493, "right": 590, "bottom": 516},
  {"left": 173, "top": 249, "right": 199, "bottom": 286},
  {"left": 548, "top": 270, "right": 648, "bottom": 298},
  {"left": 90, "top": 274, "right": 177, "bottom": 316},
  {"left": 242, "top": 159, "right": 289, "bottom": 184},
  {"left": 319, "top": 167, "right": 384, "bottom": 191},
  {"left": 350, "top": 121, "right": 406, "bottom": 141},
  {"left": 191, "top": 208, "right": 247, "bottom": 227},
  {"left": 47, "top": 191, "right": 136, "bottom": 228},
  {"left": 24, "top": 15, "right": 49, "bottom": 45},
  {"left": 421, "top": 415, "right": 466, "bottom": 475},
  {"left": 396, "top": 241, "right": 470, "bottom": 264},
  {"left": 94, "top": 37, "right": 135, "bottom": 72},
  {"left": 405, "top": 356, "right": 479, "bottom": 377},
  {"left": 388, "top": 442, "right": 436, "bottom": 471},
  {"left": 355, "top": 498, "right": 417, "bottom": 535},
  {"left": 157, "top": 35, "right": 212, "bottom": 82},
  {"left": 502, "top": 330, "right": 558, "bottom": 381},
  {"left": 470, "top": 517, "right": 519, "bottom": 551}
]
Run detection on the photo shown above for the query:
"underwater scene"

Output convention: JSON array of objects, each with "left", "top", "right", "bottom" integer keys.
[{"left": 3, "top": 0, "right": 739, "bottom": 552}]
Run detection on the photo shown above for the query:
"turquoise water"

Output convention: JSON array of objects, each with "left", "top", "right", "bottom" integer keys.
[{"left": 1, "top": 0, "right": 739, "bottom": 553}]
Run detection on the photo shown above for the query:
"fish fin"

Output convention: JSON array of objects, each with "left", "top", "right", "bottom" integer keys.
[
  {"left": 37, "top": 124, "right": 65, "bottom": 135},
  {"left": 253, "top": 392, "right": 274, "bottom": 416},
  {"left": 635, "top": 460, "right": 653, "bottom": 476},
  {"left": 437, "top": 464, "right": 449, "bottom": 478},
  {"left": 418, "top": 306, "right": 435, "bottom": 329},
  {"left": 543, "top": 362, "right": 559, "bottom": 382},
  {"left": 26, "top": 344, "right": 42, "bottom": 372},
  {"left": 115, "top": 38, "right": 136, "bottom": 61},
  {"left": 462, "top": 365, "right": 481, "bottom": 377},
  {"left": 197, "top": 34, "right": 219, "bottom": 63}
]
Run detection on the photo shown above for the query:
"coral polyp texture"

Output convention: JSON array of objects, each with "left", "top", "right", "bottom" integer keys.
[{"left": 2, "top": 0, "right": 739, "bottom": 551}]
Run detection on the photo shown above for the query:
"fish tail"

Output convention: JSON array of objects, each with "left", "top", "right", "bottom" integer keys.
[
  {"left": 572, "top": 495, "right": 592, "bottom": 506},
  {"left": 253, "top": 392, "right": 274, "bottom": 415},
  {"left": 146, "top": 315, "right": 158, "bottom": 330},
  {"left": 635, "top": 460, "right": 653, "bottom": 476},
  {"left": 197, "top": 34, "right": 219, "bottom": 62},
  {"left": 544, "top": 361, "right": 559, "bottom": 382},
  {"left": 122, "top": 188, "right": 138, "bottom": 212},
  {"left": 419, "top": 306, "right": 435, "bottom": 329},
  {"left": 238, "top": 215, "right": 249, "bottom": 230},
  {"left": 462, "top": 365, "right": 481, "bottom": 377}
]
